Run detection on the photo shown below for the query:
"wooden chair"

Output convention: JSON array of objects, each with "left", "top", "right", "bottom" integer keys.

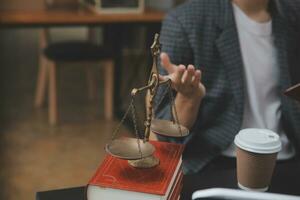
[{"left": 34, "top": 3, "right": 114, "bottom": 125}]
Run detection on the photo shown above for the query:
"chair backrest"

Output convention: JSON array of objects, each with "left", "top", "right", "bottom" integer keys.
[
  {"left": 174, "top": 0, "right": 186, "bottom": 6},
  {"left": 41, "top": 0, "right": 91, "bottom": 45},
  {"left": 45, "top": 0, "right": 79, "bottom": 8},
  {"left": 47, "top": 27, "right": 89, "bottom": 43}
]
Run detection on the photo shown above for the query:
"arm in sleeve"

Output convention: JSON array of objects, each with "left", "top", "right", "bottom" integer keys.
[{"left": 154, "top": 12, "right": 194, "bottom": 142}]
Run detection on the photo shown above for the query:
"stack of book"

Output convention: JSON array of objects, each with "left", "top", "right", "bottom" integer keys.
[{"left": 86, "top": 140, "right": 184, "bottom": 200}]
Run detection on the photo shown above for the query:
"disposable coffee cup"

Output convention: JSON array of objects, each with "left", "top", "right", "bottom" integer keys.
[{"left": 234, "top": 129, "right": 282, "bottom": 192}]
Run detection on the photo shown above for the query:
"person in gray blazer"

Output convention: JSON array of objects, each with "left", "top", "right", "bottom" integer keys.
[{"left": 155, "top": 0, "right": 300, "bottom": 175}]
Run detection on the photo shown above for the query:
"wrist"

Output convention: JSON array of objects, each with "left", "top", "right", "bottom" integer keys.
[
  {"left": 174, "top": 92, "right": 202, "bottom": 130},
  {"left": 176, "top": 92, "right": 202, "bottom": 107}
]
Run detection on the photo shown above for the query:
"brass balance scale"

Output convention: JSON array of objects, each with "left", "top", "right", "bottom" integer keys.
[{"left": 105, "top": 33, "right": 189, "bottom": 168}]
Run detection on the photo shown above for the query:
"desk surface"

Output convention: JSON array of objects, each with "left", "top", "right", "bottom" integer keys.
[
  {"left": 0, "top": 5, "right": 165, "bottom": 26},
  {"left": 36, "top": 161, "right": 300, "bottom": 200}
]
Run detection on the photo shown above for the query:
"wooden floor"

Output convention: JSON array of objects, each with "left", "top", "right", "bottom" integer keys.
[{"left": 1, "top": 102, "right": 130, "bottom": 200}]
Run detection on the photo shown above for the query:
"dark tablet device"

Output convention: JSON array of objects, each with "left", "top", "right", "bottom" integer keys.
[{"left": 284, "top": 83, "right": 300, "bottom": 102}]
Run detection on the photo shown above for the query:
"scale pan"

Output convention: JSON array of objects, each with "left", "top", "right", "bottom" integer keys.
[
  {"left": 105, "top": 137, "right": 155, "bottom": 160},
  {"left": 151, "top": 119, "right": 189, "bottom": 137}
]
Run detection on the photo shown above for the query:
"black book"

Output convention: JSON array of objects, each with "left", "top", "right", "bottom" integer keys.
[{"left": 36, "top": 187, "right": 85, "bottom": 200}]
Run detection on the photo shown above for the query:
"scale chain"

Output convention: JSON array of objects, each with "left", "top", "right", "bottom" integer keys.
[
  {"left": 168, "top": 81, "right": 183, "bottom": 137},
  {"left": 131, "top": 96, "right": 143, "bottom": 158},
  {"left": 155, "top": 80, "right": 172, "bottom": 115},
  {"left": 110, "top": 99, "right": 134, "bottom": 141}
]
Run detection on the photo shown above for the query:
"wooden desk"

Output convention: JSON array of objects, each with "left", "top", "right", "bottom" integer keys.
[
  {"left": 0, "top": 6, "right": 165, "bottom": 26},
  {"left": 36, "top": 161, "right": 300, "bottom": 200},
  {"left": 35, "top": 160, "right": 300, "bottom": 200}
]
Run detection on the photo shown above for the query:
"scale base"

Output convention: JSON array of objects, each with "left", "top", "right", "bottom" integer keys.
[{"left": 128, "top": 155, "right": 159, "bottom": 168}]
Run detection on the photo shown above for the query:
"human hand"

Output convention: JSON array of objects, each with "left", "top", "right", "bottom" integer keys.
[{"left": 159, "top": 52, "right": 206, "bottom": 101}]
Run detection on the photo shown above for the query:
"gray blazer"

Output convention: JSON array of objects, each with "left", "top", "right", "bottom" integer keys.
[{"left": 155, "top": 0, "right": 300, "bottom": 174}]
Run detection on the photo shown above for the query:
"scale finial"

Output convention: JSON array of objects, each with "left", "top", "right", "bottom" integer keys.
[{"left": 151, "top": 33, "right": 161, "bottom": 57}]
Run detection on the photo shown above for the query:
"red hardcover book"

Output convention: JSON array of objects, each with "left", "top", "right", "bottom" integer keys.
[
  {"left": 87, "top": 140, "right": 184, "bottom": 200},
  {"left": 168, "top": 173, "right": 183, "bottom": 200}
]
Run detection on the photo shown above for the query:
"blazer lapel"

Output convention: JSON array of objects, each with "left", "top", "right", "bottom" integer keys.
[
  {"left": 271, "top": 3, "right": 298, "bottom": 91},
  {"left": 271, "top": 2, "right": 300, "bottom": 146},
  {"left": 215, "top": 0, "right": 244, "bottom": 115}
]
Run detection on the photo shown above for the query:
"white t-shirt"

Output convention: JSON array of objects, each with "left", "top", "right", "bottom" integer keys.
[{"left": 222, "top": 3, "right": 295, "bottom": 160}]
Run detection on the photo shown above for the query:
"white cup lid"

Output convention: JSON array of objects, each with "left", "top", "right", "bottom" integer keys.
[{"left": 234, "top": 128, "right": 282, "bottom": 154}]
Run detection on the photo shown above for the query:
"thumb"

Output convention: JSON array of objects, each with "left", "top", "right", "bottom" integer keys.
[
  {"left": 160, "top": 52, "right": 176, "bottom": 74},
  {"left": 159, "top": 74, "right": 170, "bottom": 82}
]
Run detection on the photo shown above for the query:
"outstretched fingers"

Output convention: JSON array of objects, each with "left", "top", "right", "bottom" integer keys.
[
  {"left": 158, "top": 65, "right": 184, "bottom": 89},
  {"left": 173, "top": 65, "right": 185, "bottom": 87},
  {"left": 192, "top": 69, "right": 201, "bottom": 87},
  {"left": 182, "top": 65, "right": 195, "bottom": 85},
  {"left": 159, "top": 52, "right": 205, "bottom": 97}
]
